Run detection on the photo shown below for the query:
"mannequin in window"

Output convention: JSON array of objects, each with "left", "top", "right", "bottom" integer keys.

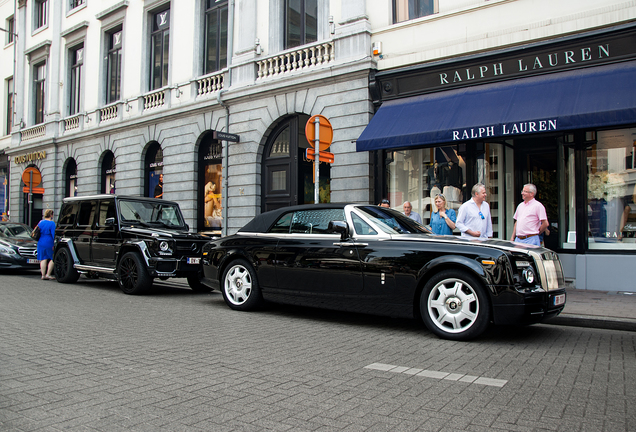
[{"left": 205, "top": 181, "right": 222, "bottom": 228}]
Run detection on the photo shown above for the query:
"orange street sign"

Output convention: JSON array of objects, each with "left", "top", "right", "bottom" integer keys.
[
  {"left": 305, "top": 115, "right": 333, "bottom": 151},
  {"left": 306, "top": 148, "right": 335, "bottom": 164},
  {"left": 22, "top": 167, "right": 42, "bottom": 188}
]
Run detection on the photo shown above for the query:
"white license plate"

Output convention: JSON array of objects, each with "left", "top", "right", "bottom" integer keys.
[
  {"left": 27, "top": 259, "right": 39, "bottom": 264},
  {"left": 187, "top": 257, "right": 200, "bottom": 265},
  {"left": 553, "top": 294, "right": 566, "bottom": 306}
]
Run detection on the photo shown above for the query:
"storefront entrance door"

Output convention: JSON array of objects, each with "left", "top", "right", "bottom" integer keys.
[
  {"left": 262, "top": 115, "right": 330, "bottom": 212},
  {"left": 514, "top": 139, "right": 560, "bottom": 250}
]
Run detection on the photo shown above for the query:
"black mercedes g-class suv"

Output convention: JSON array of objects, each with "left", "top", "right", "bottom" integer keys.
[{"left": 54, "top": 195, "right": 212, "bottom": 294}]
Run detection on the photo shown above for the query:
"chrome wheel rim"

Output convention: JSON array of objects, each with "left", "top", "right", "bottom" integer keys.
[
  {"left": 225, "top": 264, "right": 252, "bottom": 305},
  {"left": 427, "top": 278, "right": 479, "bottom": 334}
]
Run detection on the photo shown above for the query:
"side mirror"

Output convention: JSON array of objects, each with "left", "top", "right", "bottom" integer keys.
[
  {"left": 328, "top": 220, "right": 349, "bottom": 240},
  {"left": 105, "top": 217, "right": 116, "bottom": 226}
]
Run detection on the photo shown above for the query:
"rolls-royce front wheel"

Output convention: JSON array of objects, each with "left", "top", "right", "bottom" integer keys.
[{"left": 420, "top": 270, "right": 490, "bottom": 341}]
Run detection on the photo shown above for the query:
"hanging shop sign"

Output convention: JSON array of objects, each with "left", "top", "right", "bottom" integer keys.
[
  {"left": 213, "top": 131, "right": 240, "bottom": 142},
  {"left": 14, "top": 151, "right": 47, "bottom": 165}
]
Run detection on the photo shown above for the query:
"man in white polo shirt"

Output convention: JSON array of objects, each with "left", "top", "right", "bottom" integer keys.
[
  {"left": 456, "top": 183, "right": 493, "bottom": 239},
  {"left": 510, "top": 183, "right": 549, "bottom": 246}
]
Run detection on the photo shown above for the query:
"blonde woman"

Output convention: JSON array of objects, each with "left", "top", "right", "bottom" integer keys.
[
  {"left": 37, "top": 209, "right": 56, "bottom": 280},
  {"left": 430, "top": 194, "right": 456, "bottom": 235}
]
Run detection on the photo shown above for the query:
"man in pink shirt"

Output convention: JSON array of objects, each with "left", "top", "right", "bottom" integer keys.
[{"left": 510, "top": 183, "right": 549, "bottom": 246}]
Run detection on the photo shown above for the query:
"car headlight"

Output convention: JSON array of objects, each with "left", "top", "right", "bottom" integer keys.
[
  {"left": 159, "top": 241, "right": 170, "bottom": 252},
  {"left": 0, "top": 245, "right": 16, "bottom": 255},
  {"left": 522, "top": 267, "right": 535, "bottom": 284}
]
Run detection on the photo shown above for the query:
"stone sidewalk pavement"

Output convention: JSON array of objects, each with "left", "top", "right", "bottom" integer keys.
[{"left": 550, "top": 288, "right": 636, "bottom": 332}]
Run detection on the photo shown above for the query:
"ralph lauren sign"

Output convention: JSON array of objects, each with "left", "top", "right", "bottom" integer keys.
[{"left": 374, "top": 26, "right": 636, "bottom": 102}]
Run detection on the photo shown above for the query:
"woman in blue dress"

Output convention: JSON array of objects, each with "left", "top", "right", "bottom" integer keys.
[
  {"left": 37, "top": 209, "right": 56, "bottom": 280},
  {"left": 430, "top": 194, "right": 456, "bottom": 235}
]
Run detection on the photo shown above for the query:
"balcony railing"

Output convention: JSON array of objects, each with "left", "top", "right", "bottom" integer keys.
[
  {"left": 197, "top": 71, "right": 224, "bottom": 97},
  {"left": 21, "top": 124, "right": 46, "bottom": 141},
  {"left": 100, "top": 104, "right": 119, "bottom": 122},
  {"left": 64, "top": 115, "right": 81, "bottom": 132},
  {"left": 256, "top": 41, "right": 335, "bottom": 80},
  {"left": 143, "top": 89, "right": 166, "bottom": 111}
]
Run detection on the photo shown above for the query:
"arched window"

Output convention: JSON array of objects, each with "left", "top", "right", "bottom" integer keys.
[
  {"left": 65, "top": 158, "right": 77, "bottom": 197},
  {"left": 262, "top": 114, "right": 330, "bottom": 212},
  {"left": 101, "top": 151, "right": 116, "bottom": 194},
  {"left": 145, "top": 142, "right": 163, "bottom": 198},
  {"left": 198, "top": 132, "right": 223, "bottom": 234}
]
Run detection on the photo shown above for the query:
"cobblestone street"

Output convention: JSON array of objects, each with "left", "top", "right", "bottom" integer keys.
[{"left": 1, "top": 272, "right": 635, "bottom": 431}]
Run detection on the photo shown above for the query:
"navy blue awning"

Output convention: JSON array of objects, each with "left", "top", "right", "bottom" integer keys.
[{"left": 356, "top": 61, "right": 636, "bottom": 152}]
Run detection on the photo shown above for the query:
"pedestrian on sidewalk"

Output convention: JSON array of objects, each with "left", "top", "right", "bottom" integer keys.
[
  {"left": 37, "top": 209, "right": 56, "bottom": 280},
  {"left": 456, "top": 183, "right": 493, "bottom": 239},
  {"left": 403, "top": 201, "right": 423, "bottom": 224},
  {"left": 510, "top": 183, "right": 548, "bottom": 246}
]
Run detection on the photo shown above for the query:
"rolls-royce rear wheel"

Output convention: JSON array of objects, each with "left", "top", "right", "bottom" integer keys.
[
  {"left": 221, "top": 259, "right": 262, "bottom": 311},
  {"left": 420, "top": 270, "right": 490, "bottom": 341},
  {"left": 53, "top": 247, "right": 80, "bottom": 283}
]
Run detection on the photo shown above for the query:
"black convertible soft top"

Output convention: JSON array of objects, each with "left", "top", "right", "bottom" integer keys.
[{"left": 239, "top": 203, "right": 348, "bottom": 233}]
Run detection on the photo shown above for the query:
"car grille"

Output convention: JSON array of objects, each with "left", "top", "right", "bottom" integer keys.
[
  {"left": 18, "top": 246, "right": 37, "bottom": 258},
  {"left": 176, "top": 241, "right": 207, "bottom": 255}
]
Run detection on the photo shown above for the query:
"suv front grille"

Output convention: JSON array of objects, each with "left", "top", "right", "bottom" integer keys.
[{"left": 176, "top": 241, "right": 207, "bottom": 255}]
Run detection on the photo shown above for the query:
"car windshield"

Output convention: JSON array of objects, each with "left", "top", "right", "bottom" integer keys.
[
  {"left": 118, "top": 200, "right": 185, "bottom": 228},
  {"left": 357, "top": 206, "right": 431, "bottom": 235},
  {"left": 0, "top": 223, "right": 33, "bottom": 239}
]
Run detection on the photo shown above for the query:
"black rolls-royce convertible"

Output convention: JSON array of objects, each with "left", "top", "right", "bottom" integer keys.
[{"left": 201, "top": 204, "right": 566, "bottom": 340}]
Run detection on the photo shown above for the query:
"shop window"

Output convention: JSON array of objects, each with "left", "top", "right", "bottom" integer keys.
[
  {"left": 204, "top": 0, "right": 228, "bottom": 74},
  {"left": 284, "top": 0, "right": 317, "bottom": 49},
  {"left": 145, "top": 142, "right": 163, "bottom": 198},
  {"left": 101, "top": 151, "right": 116, "bottom": 194},
  {"left": 150, "top": 7, "right": 170, "bottom": 90},
  {"left": 386, "top": 146, "right": 466, "bottom": 233},
  {"left": 69, "top": 44, "right": 84, "bottom": 116},
  {"left": 586, "top": 127, "right": 636, "bottom": 250},
  {"left": 34, "top": 0, "right": 48, "bottom": 30},
  {"left": 106, "top": 28, "right": 123, "bottom": 104},
  {"left": 476, "top": 143, "right": 505, "bottom": 239},
  {"left": 393, "top": 0, "right": 437, "bottom": 24},
  {"left": 34, "top": 63, "right": 46, "bottom": 125},
  {"left": 65, "top": 158, "right": 78, "bottom": 197},
  {"left": 198, "top": 133, "right": 223, "bottom": 234}
]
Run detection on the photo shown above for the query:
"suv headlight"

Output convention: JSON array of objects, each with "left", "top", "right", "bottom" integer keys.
[{"left": 147, "top": 239, "right": 174, "bottom": 256}]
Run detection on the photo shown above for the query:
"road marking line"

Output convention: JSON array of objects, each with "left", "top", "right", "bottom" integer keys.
[{"left": 364, "top": 363, "right": 507, "bottom": 387}]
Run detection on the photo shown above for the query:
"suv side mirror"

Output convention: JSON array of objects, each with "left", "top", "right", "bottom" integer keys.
[
  {"left": 328, "top": 220, "right": 349, "bottom": 240},
  {"left": 105, "top": 217, "right": 116, "bottom": 226}
]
